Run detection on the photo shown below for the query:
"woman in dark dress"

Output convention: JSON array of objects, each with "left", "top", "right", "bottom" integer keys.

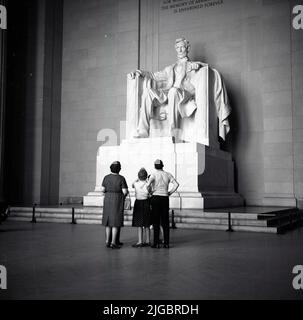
[{"left": 101, "top": 161, "right": 128, "bottom": 249}]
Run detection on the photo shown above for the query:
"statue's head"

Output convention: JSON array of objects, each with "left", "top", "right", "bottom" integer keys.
[{"left": 175, "top": 37, "right": 190, "bottom": 59}]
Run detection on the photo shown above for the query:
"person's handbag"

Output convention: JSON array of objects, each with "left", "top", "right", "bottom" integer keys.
[{"left": 124, "top": 194, "right": 132, "bottom": 210}]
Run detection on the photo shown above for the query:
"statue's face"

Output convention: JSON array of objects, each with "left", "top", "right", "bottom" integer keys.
[{"left": 175, "top": 41, "right": 188, "bottom": 59}]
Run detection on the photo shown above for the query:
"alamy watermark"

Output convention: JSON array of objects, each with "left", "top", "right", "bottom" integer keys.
[
  {"left": 0, "top": 4, "right": 7, "bottom": 30},
  {"left": 97, "top": 121, "right": 206, "bottom": 176},
  {"left": 292, "top": 265, "right": 303, "bottom": 290},
  {"left": 293, "top": 5, "right": 303, "bottom": 30},
  {"left": 0, "top": 265, "right": 7, "bottom": 290}
]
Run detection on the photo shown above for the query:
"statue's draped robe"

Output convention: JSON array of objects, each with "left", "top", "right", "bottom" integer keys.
[{"left": 126, "top": 63, "right": 231, "bottom": 146}]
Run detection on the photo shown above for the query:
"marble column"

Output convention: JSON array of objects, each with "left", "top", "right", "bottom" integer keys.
[
  {"left": 291, "top": 0, "right": 303, "bottom": 209},
  {"left": 0, "top": 0, "right": 7, "bottom": 206},
  {"left": 261, "top": 1, "right": 297, "bottom": 207},
  {"left": 40, "top": 0, "right": 63, "bottom": 205}
]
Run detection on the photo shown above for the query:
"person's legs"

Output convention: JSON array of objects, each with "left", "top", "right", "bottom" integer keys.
[
  {"left": 159, "top": 226, "right": 164, "bottom": 243},
  {"left": 111, "top": 227, "right": 118, "bottom": 245},
  {"left": 160, "top": 197, "right": 170, "bottom": 247},
  {"left": 132, "top": 227, "right": 143, "bottom": 247},
  {"left": 144, "top": 227, "right": 151, "bottom": 245},
  {"left": 105, "top": 227, "right": 112, "bottom": 246},
  {"left": 151, "top": 196, "right": 161, "bottom": 247},
  {"left": 116, "top": 227, "right": 123, "bottom": 245},
  {"left": 138, "top": 227, "right": 143, "bottom": 244}
]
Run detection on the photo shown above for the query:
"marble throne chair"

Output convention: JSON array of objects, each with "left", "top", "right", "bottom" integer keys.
[{"left": 126, "top": 66, "right": 214, "bottom": 145}]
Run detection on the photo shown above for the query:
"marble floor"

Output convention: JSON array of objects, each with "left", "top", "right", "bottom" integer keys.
[{"left": 0, "top": 221, "right": 303, "bottom": 300}]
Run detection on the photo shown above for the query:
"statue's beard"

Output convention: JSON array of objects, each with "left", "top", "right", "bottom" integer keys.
[{"left": 177, "top": 52, "right": 188, "bottom": 60}]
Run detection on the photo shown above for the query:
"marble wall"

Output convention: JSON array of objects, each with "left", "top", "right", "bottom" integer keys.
[
  {"left": 60, "top": 0, "right": 303, "bottom": 207},
  {"left": 60, "top": 0, "right": 139, "bottom": 202}
]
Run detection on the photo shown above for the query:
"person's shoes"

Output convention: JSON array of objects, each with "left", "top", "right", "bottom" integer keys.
[
  {"left": 163, "top": 244, "right": 170, "bottom": 249},
  {"left": 132, "top": 243, "right": 143, "bottom": 248},
  {"left": 143, "top": 242, "right": 151, "bottom": 247},
  {"left": 151, "top": 244, "right": 161, "bottom": 249},
  {"left": 105, "top": 242, "right": 111, "bottom": 248},
  {"left": 110, "top": 243, "right": 120, "bottom": 249},
  {"left": 117, "top": 242, "right": 124, "bottom": 246}
]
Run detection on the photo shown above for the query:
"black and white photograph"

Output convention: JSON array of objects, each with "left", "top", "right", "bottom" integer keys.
[{"left": 0, "top": 0, "right": 303, "bottom": 315}]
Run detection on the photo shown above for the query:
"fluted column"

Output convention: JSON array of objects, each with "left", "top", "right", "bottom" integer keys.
[{"left": 0, "top": 0, "right": 7, "bottom": 205}]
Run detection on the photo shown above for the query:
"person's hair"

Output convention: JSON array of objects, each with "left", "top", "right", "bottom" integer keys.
[
  {"left": 110, "top": 161, "right": 121, "bottom": 174},
  {"left": 154, "top": 160, "right": 164, "bottom": 170},
  {"left": 175, "top": 37, "right": 190, "bottom": 50},
  {"left": 138, "top": 168, "right": 148, "bottom": 181}
]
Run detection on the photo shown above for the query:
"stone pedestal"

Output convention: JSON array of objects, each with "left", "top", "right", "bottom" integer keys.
[{"left": 83, "top": 137, "right": 243, "bottom": 209}]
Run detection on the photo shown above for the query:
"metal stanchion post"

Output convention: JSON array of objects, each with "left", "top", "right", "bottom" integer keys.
[
  {"left": 226, "top": 212, "right": 233, "bottom": 232},
  {"left": 71, "top": 207, "right": 76, "bottom": 224},
  {"left": 31, "top": 204, "right": 37, "bottom": 223}
]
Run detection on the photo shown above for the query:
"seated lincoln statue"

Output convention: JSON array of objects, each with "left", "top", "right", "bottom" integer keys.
[{"left": 126, "top": 37, "right": 231, "bottom": 146}]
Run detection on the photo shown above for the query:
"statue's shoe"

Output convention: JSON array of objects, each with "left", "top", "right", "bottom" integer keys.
[{"left": 133, "top": 132, "right": 149, "bottom": 138}]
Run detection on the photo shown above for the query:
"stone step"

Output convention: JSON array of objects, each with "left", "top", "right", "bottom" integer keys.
[
  {"left": 8, "top": 217, "right": 72, "bottom": 224},
  {"left": 9, "top": 207, "right": 102, "bottom": 214},
  {"left": 175, "top": 223, "right": 228, "bottom": 231},
  {"left": 6, "top": 215, "right": 271, "bottom": 232},
  {"left": 175, "top": 223, "right": 277, "bottom": 233},
  {"left": 173, "top": 210, "right": 259, "bottom": 219},
  {"left": 276, "top": 218, "right": 303, "bottom": 234},
  {"left": 9, "top": 216, "right": 288, "bottom": 233},
  {"left": 78, "top": 220, "right": 134, "bottom": 226},
  {"left": 266, "top": 211, "right": 303, "bottom": 227},
  {"left": 9, "top": 207, "right": 260, "bottom": 220},
  {"left": 8, "top": 210, "right": 269, "bottom": 227},
  {"left": 8, "top": 217, "right": 33, "bottom": 222},
  {"left": 8, "top": 207, "right": 263, "bottom": 219},
  {"left": 6, "top": 215, "right": 278, "bottom": 232},
  {"left": 173, "top": 216, "right": 268, "bottom": 227},
  {"left": 9, "top": 206, "right": 296, "bottom": 217},
  {"left": 232, "top": 225, "right": 277, "bottom": 233},
  {"left": 7, "top": 206, "right": 302, "bottom": 234}
]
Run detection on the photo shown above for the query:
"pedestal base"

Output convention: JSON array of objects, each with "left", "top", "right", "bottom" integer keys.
[{"left": 83, "top": 137, "right": 243, "bottom": 209}]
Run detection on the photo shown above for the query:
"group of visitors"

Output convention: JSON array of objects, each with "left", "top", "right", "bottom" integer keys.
[{"left": 101, "top": 159, "right": 179, "bottom": 249}]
